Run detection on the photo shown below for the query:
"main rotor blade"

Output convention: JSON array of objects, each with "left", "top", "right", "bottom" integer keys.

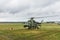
[{"left": 33, "top": 15, "right": 59, "bottom": 19}]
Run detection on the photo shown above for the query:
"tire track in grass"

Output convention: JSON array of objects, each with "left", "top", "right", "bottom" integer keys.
[
  {"left": 0, "top": 35, "right": 12, "bottom": 40},
  {"left": 29, "top": 31, "right": 60, "bottom": 40}
]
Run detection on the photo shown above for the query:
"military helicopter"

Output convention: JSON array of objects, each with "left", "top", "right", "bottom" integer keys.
[{"left": 23, "top": 15, "right": 58, "bottom": 29}]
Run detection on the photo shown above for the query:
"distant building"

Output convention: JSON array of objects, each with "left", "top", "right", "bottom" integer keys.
[{"left": 46, "top": 21, "right": 55, "bottom": 23}]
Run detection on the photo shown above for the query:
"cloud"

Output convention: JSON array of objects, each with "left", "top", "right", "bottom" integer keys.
[
  {"left": 0, "top": 0, "right": 30, "bottom": 13},
  {"left": 0, "top": 0, "right": 60, "bottom": 22},
  {"left": 0, "top": 0, "right": 59, "bottom": 13}
]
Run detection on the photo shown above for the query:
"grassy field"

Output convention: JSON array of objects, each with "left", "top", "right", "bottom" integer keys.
[{"left": 0, "top": 23, "right": 60, "bottom": 40}]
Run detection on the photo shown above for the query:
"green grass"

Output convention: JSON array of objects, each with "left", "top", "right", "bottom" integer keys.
[
  {"left": 0, "top": 23, "right": 60, "bottom": 40},
  {"left": 0, "top": 23, "right": 24, "bottom": 30}
]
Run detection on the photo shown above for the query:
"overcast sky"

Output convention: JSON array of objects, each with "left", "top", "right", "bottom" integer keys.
[{"left": 0, "top": 0, "right": 60, "bottom": 22}]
